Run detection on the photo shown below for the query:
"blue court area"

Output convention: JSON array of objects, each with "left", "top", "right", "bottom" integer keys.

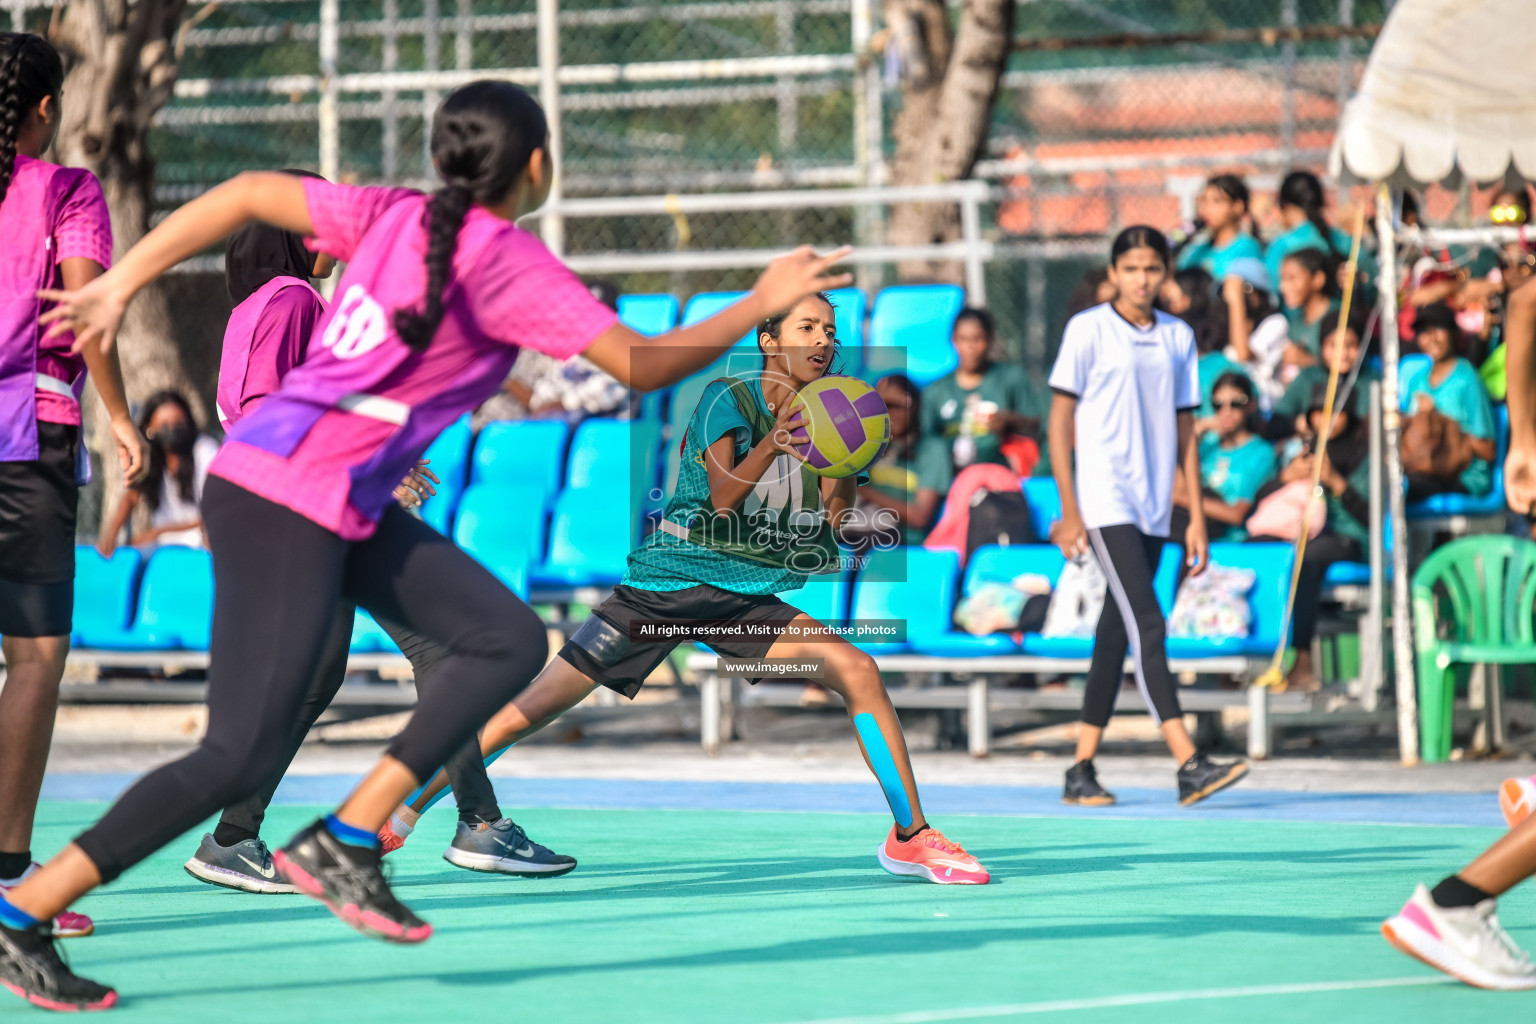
[{"left": 24, "top": 776, "right": 1533, "bottom": 1022}]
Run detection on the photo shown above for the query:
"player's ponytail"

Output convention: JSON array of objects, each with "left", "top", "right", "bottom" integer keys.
[
  {"left": 0, "top": 33, "right": 65, "bottom": 207},
  {"left": 396, "top": 79, "right": 548, "bottom": 351}
]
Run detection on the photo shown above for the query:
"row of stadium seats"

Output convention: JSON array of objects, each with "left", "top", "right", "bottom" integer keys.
[{"left": 71, "top": 536, "right": 1293, "bottom": 658}]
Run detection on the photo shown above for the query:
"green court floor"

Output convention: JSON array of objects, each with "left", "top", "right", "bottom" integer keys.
[{"left": 20, "top": 802, "right": 1530, "bottom": 1022}]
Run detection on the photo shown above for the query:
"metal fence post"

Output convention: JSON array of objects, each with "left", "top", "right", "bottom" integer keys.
[
  {"left": 537, "top": 0, "right": 564, "bottom": 256},
  {"left": 1280, "top": 0, "right": 1297, "bottom": 166},
  {"left": 1362, "top": 380, "right": 1384, "bottom": 709},
  {"left": 318, "top": 0, "right": 339, "bottom": 183},
  {"left": 423, "top": 0, "right": 441, "bottom": 179},
  {"left": 382, "top": 0, "right": 399, "bottom": 182},
  {"left": 961, "top": 182, "right": 986, "bottom": 304},
  {"left": 851, "top": 0, "right": 881, "bottom": 294},
  {"left": 1337, "top": 0, "right": 1355, "bottom": 112}
]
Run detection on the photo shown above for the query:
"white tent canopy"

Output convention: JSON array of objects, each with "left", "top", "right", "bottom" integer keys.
[{"left": 1330, "top": 0, "right": 1536, "bottom": 186}]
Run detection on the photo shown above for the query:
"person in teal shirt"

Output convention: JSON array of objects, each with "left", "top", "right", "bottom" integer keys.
[
  {"left": 1265, "top": 170, "right": 1378, "bottom": 306},
  {"left": 1174, "top": 372, "right": 1275, "bottom": 542},
  {"left": 1277, "top": 247, "right": 1337, "bottom": 359},
  {"left": 852, "top": 374, "right": 947, "bottom": 545},
  {"left": 921, "top": 307, "right": 1043, "bottom": 478},
  {"left": 1267, "top": 306, "right": 1378, "bottom": 440},
  {"left": 1400, "top": 302, "right": 1498, "bottom": 500},
  {"left": 1176, "top": 175, "right": 1265, "bottom": 282}
]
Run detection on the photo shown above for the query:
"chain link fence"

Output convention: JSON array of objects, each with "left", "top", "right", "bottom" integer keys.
[{"left": 7, "top": 0, "right": 1389, "bottom": 378}]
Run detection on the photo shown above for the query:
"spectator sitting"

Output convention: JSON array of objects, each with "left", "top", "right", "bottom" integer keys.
[
  {"left": 1399, "top": 302, "right": 1497, "bottom": 503},
  {"left": 473, "top": 279, "right": 627, "bottom": 428},
  {"left": 1217, "top": 257, "right": 1291, "bottom": 410},
  {"left": 1061, "top": 266, "right": 1116, "bottom": 324},
  {"left": 1160, "top": 266, "right": 1254, "bottom": 416},
  {"left": 1278, "top": 247, "right": 1337, "bottom": 360},
  {"left": 1265, "top": 306, "right": 1378, "bottom": 441},
  {"left": 1265, "top": 170, "right": 1376, "bottom": 304},
  {"left": 1176, "top": 174, "right": 1265, "bottom": 281},
  {"left": 848, "top": 374, "right": 946, "bottom": 548},
  {"left": 1249, "top": 381, "right": 1371, "bottom": 691},
  {"left": 1170, "top": 372, "right": 1275, "bottom": 545},
  {"left": 97, "top": 391, "right": 219, "bottom": 557},
  {"left": 922, "top": 307, "right": 1044, "bottom": 482}
]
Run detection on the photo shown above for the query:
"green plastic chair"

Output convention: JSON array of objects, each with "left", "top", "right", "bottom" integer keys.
[{"left": 1412, "top": 535, "right": 1536, "bottom": 763}]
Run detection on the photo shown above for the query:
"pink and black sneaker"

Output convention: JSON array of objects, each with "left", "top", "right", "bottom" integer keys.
[
  {"left": 0, "top": 868, "right": 92, "bottom": 938},
  {"left": 0, "top": 920, "right": 116, "bottom": 1012},
  {"left": 273, "top": 819, "right": 431, "bottom": 944}
]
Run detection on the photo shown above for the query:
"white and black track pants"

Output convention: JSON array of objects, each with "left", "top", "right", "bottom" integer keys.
[{"left": 1082, "top": 524, "right": 1183, "bottom": 729}]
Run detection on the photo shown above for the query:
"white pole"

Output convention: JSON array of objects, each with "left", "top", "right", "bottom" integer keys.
[
  {"left": 383, "top": 0, "right": 400, "bottom": 182},
  {"left": 423, "top": 0, "right": 441, "bottom": 179},
  {"left": 537, "top": 0, "right": 564, "bottom": 255},
  {"left": 1336, "top": 0, "right": 1354, "bottom": 112},
  {"left": 318, "top": 0, "right": 340, "bottom": 182},
  {"left": 1280, "top": 0, "right": 1297, "bottom": 166},
  {"left": 1376, "top": 183, "right": 1419, "bottom": 765},
  {"left": 1362, "top": 379, "right": 1384, "bottom": 709},
  {"left": 961, "top": 182, "right": 986, "bottom": 304}
]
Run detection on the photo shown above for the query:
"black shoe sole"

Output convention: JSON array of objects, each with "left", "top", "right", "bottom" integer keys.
[
  {"left": 1179, "top": 762, "right": 1249, "bottom": 807},
  {"left": 1061, "top": 795, "right": 1116, "bottom": 807}
]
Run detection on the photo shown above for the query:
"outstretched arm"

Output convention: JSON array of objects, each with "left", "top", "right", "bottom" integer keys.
[
  {"left": 582, "top": 246, "right": 852, "bottom": 392},
  {"left": 41, "top": 172, "right": 312, "bottom": 357}
]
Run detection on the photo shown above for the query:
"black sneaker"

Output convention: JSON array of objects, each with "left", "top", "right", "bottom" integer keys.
[
  {"left": 1177, "top": 754, "right": 1249, "bottom": 806},
  {"left": 0, "top": 921, "right": 116, "bottom": 1012},
  {"left": 1062, "top": 759, "right": 1116, "bottom": 806},
  {"left": 273, "top": 820, "right": 432, "bottom": 944}
]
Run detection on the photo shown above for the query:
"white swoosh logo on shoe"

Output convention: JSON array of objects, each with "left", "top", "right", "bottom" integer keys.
[
  {"left": 514, "top": 845, "right": 535, "bottom": 856},
  {"left": 236, "top": 853, "right": 274, "bottom": 878}
]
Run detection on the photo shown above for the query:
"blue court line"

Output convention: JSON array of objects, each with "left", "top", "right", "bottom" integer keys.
[{"left": 40, "top": 773, "right": 1505, "bottom": 828}]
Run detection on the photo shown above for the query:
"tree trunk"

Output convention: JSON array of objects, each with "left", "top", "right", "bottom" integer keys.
[
  {"left": 885, "top": 0, "right": 1015, "bottom": 285},
  {"left": 47, "top": 0, "right": 200, "bottom": 536}
]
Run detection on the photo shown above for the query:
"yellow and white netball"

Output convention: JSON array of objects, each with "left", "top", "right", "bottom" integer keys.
[{"left": 790, "top": 375, "right": 891, "bottom": 479}]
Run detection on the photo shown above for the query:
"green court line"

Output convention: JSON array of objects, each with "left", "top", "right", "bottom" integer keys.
[{"left": 23, "top": 802, "right": 1533, "bottom": 1023}]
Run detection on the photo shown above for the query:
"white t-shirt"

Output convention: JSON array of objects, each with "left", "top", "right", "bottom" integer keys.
[
  {"left": 1048, "top": 303, "right": 1199, "bottom": 536},
  {"left": 1225, "top": 312, "right": 1291, "bottom": 411},
  {"left": 151, "top": 435, "right": 219, "bottom": 549}
]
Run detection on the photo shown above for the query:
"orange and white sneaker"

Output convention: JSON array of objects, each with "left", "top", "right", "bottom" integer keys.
[
  {"left": 876, "top": 826, "right": 989, "bottom": 885},
  {"left": 379, "top": 818, "right": 410, "bottom": 856},
  {"left": 1499, "top": 776, "right": 1536, "bottom": 829},
  {"left": 0, "top": 866, "right": 93, "bottom": 938}
]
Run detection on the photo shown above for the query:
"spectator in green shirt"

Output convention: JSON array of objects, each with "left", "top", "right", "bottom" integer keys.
[
  {"left": 1176, "top": 174, "right": 1265, "bottom": 282},
  {"left": 1278, "top": 247, "right": 1337, "bottom": 360},
  {"left": 851, "top": 374, "right": 946, "bottom": 547},
  {"left": 1266, "top": 306, "right": 1377, "bottom": 441},
  {"left": 921, "top": 307, "right": 1043, "bottom": 480},
  {"left": 1264, "top": 170, "right": 1377, "bottom": 307},
  {"left": 1161, "top": 266, "right": 1255, "bottom": 417}
]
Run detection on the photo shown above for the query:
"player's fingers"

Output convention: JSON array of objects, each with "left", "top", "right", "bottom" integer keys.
[
  {"left": 811, "top": 245, "right": 853, "bottom": 272},
  {"left": 815, "top": 272, "right": 856, "bottom": 291},
  {"left": 421, "top": 468, "right": 441, "bottom": 484}
]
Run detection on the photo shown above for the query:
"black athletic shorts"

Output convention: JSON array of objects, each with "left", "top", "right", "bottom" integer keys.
[
  {"left": 558, "top": 583, "right": 805, "bottom": 698},
  {"left": 0, "top": 422, "right": 79, "bottom": 637}
]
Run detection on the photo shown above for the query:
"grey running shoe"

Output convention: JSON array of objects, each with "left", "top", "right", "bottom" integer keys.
[
  {"left": 184, "top": 833, "right": 299, "bottom": 895},
  {"left": 442, "top": 818, "right": 577, "bottom": 877}
]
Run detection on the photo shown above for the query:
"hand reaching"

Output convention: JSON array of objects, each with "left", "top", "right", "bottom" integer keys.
[
  {"left": 751, "top": 245, "right": 854, "bottom": 317},
  {"left": 393, "top": 459, "right": 440, "bottom": 510},
  {"left": 38, "top": 272, "right": 131, "bottom": 358}
]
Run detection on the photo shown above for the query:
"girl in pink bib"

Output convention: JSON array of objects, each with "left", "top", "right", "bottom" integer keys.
[{"left": 2, "top": 79, "right": 849, "bottom": 1008}]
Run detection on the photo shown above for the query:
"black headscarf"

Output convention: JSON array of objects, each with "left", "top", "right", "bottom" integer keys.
[{"left": 224, "top": 168, "right": 325, "bottom": 305}]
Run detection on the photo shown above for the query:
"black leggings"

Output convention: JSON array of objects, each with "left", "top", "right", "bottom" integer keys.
[
  {"left": 1082, "top": 524, "right": 1182, "bottom": 730},
  {"left": 1251, "top": 531, "right": 1363, "bottom": 649},
  {"left": 75, "top": 478, "right": 548, "bottom": 881},
  {"left": 214, "top": 605, "right": 503, "bottom": 845}
]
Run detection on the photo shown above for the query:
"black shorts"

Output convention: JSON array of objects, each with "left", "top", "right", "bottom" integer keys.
[
  {"left": 558, "top": 583, "right": 805, "bottom": 698},
  {"left": 0, "top": 422, "right": 79, "bottom": 637}
]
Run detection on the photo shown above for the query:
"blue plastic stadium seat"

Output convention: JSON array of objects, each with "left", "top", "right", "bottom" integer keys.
[
  {"left": 70, "top": 547, "right": 142, "bottom": 648},
  {"left": 864, "top": 284, "right": 967, "bottom": 386},
  {"left": 921, "top": 544, "right": 1064, "bottom": 656},
  {"left": 1324, "top": 561, "right": 1373, "bottom": 587},
  {"left": 824, "top": 286, "right": 867, "bottom": 376},
  {"left": 1406, "top": 405, "right": 1509, "bottom": 520},
  {"left": 849, "top": 546, "right": 960, "bottom": 654},
  {"left": 418, "top": 413, "right": 473, "bottom": 536},
  {"left": 1022, "top": 478, "right": 1063, "bottom": 541},
  {"left": 532, "top": 487, "right": 638, "bottom": 587},
  {"left": 1165, "top": 542, "right": 1294, "bottom": 658},
  {"left": 617, "top": 293, "right": 679, "bottom": 337},
  {"left": 567, "top": 418, "right": 663, "bottom": 495},
  {"left": 682, "top": 291, "right": 755, "bottom": 346},
  {"left": 619, "top": 294, "right": 680, "bottom": 422},
  {"left": 783, "top": 574, "right": 850, "bottom": 626},
  {"left": 79, "top": 547, "right": 213, "bottom": 650},
  {"left": 471, "top": 420, "right": 569, "bottom": 494},
  {"left": 350, "top": 609, "right": 399, "bottom": 654},
  {"left": 453, "top": 483, "right": 545, "bottom": 597}
]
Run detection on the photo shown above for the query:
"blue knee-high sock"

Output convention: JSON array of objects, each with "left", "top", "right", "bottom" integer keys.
[
  {"left": 408, "top": 743, "right": 516, "bottom": 814},
  {"left": 853, "top": 713, "right": 914, "bottom": 829},
  {"left": 0, "top": 893, "right": 39, "bottom": 931},
  {"left": 324, "top": 814, "right": 379, "bottom": 849}
]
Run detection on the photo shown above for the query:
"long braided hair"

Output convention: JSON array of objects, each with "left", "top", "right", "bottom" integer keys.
[
  {"left": 395, "top": 80, "right": 548, "bottom": 351},
  {"left": 1279, "top": 170, "right": 1342, "bottom": 261},
  {"left": 0, "top": 32, "right": 65, "bottom": 207}
]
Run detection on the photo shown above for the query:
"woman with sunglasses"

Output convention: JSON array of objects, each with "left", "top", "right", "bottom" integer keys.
[{"left": 1171, "top": 372, "right": 1274, "bottom": 546}]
